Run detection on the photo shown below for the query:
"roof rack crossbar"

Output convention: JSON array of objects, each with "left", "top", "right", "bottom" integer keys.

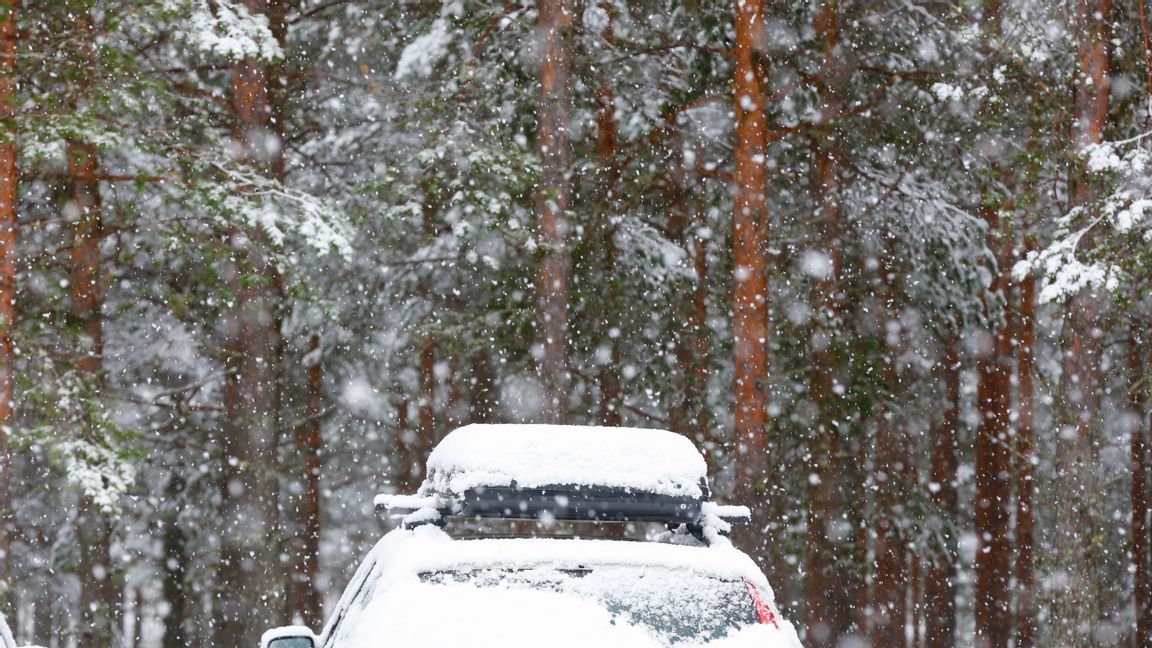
[
  {"left": 455, "top": 486, "right": 701, "bottom": 523},
  {"left": 375, "top": 486, "right": 750, "bottom": 539}
]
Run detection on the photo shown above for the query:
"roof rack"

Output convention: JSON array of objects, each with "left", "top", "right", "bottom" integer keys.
[{"left": 374, "top": 485, "right": 750, "bottom": 543}]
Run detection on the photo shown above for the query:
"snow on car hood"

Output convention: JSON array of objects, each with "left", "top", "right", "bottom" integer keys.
[{"left": 420, "top": 424, "right": 709, "bottom": 498}]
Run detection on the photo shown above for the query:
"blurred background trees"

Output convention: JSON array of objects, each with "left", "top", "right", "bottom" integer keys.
[{"left": 1, "top": 1, "right": 1151, "bottom": 647}]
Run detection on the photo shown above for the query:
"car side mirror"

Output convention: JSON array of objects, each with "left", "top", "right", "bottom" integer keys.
[{"left": 260, "top": 626, "right": 317, "bottom": 648}]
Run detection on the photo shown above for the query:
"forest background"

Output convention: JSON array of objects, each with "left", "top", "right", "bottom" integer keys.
[{"left": 1, "top": 0, "right": 1151, "bottom": 647}]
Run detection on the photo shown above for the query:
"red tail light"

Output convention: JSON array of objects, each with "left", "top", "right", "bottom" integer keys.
[{"left": 743, "top": 580, "right": 780, "bottom": 629}]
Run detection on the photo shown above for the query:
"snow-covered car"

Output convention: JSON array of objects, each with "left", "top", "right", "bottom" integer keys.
[
  {"left": 261, "top": 425, "right": 803, "bottom": 648},
  {"left": 1, "top": 613, "right": 15, "bottom": 648}
]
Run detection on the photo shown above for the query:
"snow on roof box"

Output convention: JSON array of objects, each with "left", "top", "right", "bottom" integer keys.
[{"left": 419, "top": 424, "right": 709, "bottom": 499}]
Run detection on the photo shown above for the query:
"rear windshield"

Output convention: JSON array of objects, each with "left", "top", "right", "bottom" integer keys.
[{"left": 419, "top": 566, "right": 758, "bottom": 645}]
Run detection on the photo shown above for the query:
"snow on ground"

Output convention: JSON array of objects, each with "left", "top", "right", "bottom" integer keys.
[{"left": 419, "top": 424, "right": 709, "bottom": 498}]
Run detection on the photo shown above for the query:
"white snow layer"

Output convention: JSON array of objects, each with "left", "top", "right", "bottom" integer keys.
[
  {"left": 0, "top": 612, "right": 15, "bottom": 648},
  {"left": 323, "top": 527, "right": 803, "bottom": 648},
  {"left": 260, "top": 626, "right": 316, "bottom": 648},
  {"left": 183, "top": 0, "right": 283, "bottom": 61},
  {"left": 394, "top": 19, "right": 452, "bottom": 79},
  {"left": 420, "top": 424, "right": 709, "bottom": 498}
]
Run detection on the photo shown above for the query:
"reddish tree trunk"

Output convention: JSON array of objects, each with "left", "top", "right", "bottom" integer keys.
[
  {"left": 67, "top": 139, "right": 120, "bottom": 648},
  {"left": 594, "top": 59, "right": 621, "bottom": 428},
  {"left": 689, "top": 225, "right": 711, "bottom": 443},
  {"left": 419, "top": 335, "right": 436, "bottom": 453},
  {"left": 470, "top": 349, "right": 496, "bottom": 424},
  {"left": 971, "top": 4, "right": 1014, "bottom": 645},
  {"left": 446, "top": 353, "right": 463, "bottom": 432},
  {"left": 872, "top": 376, "right": 907, "bottom": 647},
  {"left": 925, "top": 343, "right": 959, "bottom": 648},
  {"left": 973, "top": 208, "right": 1013, "bottom": 648},
  {"left": 871, "top": 447, "right": 908, "bottom": 647},
  {"left": 804, "top": 3, "right": 852, "bottom": 644},
  {"left": 68, "top": 143, "right": 102, "bottom": 377},
  {"left": 534, "top": 0, "right": 572, "bottom": 423},
  {"left": 870, "top": 229, "right": 910, "bottom": 646},
  {"left": 731, "top": 0, "right": 770, "bottom": 555},
  {"left": 218, "top": 0, "right": 285, "bottom": 640},
  {"left": 1073, "top": 0, "right": 1113, "bottom": 158},
  {"left": 0, "top": 0, "right": 15, "bottom": 615},
  {"left": 1015, "top": 249, "right": 1037, "bottom": 648},
  {"left": 218, "top": 299, "right": 260, "bottom": 645},
  {"left": 287, "top": 333, "right": 324, "bottom": 627}
]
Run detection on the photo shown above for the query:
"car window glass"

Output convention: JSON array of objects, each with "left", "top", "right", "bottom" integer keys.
[
  {"left": 417, "top": 566, "right": 757, "bottom": 645},
  {"left": 321, "top": 559, "right": 378, "bottom": 648}
]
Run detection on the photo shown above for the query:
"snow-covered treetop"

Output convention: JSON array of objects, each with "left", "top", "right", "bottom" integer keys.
[
  {"left": 180, "top": 0, "right": 284, "bottom": 62},
  {"left": 417, "top": 424, "right": 709, "bottom": 499}
]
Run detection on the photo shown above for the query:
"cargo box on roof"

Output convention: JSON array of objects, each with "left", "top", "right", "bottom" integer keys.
[
  {"left": 375, "top": 424, "right": 749, "bottom": 532},
  {"left": 421, "top": 424, "right": 710, "bottom": 498}
]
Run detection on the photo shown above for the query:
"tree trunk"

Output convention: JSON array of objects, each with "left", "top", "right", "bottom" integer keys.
[
  {"left": 161, "top": 476, "right": 187, "bottom": 648},
  {"left": 971, "top": 3, "right": 1014, "bottom": 644},
  {"left": 1051, "top": 2, "right": 1112, "bottom": 643},
  {"left": 804, "top": 3, "right": 852, "bottom": 644},
  {"left": 1015, "top": 245, "right": 1037, "bottom": 648},
  {"left": 925, "top": 342, "right": 959, "bottom": 648},
  {"left": 217, "top": 294, "right": 261, "bottom": 645},
  {"left": 0, "top": 0, "right": 15, "bottom": 616},
  {"left": 973, "top": 207, "right": 1013, "bottom": 648},
  {"left": 68, "top": 143, "right": 102, "bottom": 379},
  {"left": 418, "top": 335, "right": 436, "bottom": 456},
  {"left": 731, "top": 0, "right": 770, "bottom": 556},
  {"left": 31, "top": 588, "right": 51, "bottom": 647},
  {"left": 534, "top": 0, "right": 572, "bottom": 423},
  {"left": 67, "top": 139, "right": 119, "bottom": 648},
  {"left": 910, "top": 549, "right": 923, "bottom": 648},
  {"left": 667, "top": 132, "right": 702, "bottom": 441},
  {"left": 1136, "top": 0, "right": 1152, "bottom": 638},
  {"left": 666, "top": 135, "right": 713, "bottom": 449},
  {"left": 689, "top": 223, "right": 711, "bottom": 445},
  {"left": 871, "top": 363, "right": 907, "bottom": 647},
  {"left": 594, "top": 57, "right": 621, "bottom": 428},
  {"left": 469, "top": 349, "right": 496, "bottom": 424},
  {"left": 287, "top": 332, "right": 324, "bottom": 628},
  {"left": 218, "top": 0, "right": 286, "bottom": 640},
  {"left": 871, "top": 437, "right": 908, "bottom": 647},
  {"left": 76, "top": 497, "right": 115, "bottom": 648},
  {"left": 1130, "top": 332, "right": 1150, "bottom": 648}
]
